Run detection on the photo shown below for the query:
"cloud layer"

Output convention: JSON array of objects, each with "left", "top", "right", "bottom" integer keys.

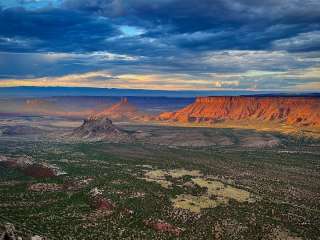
[{"left": 0, "top": 0, "right": 319, "bottom": 90}]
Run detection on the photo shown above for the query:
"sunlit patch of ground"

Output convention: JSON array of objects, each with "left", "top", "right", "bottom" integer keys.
[
  {"left": 141, "top": 168, "right": 253, "bottom": 213},
  {"left": 144, "top": 169, "right": 203, "bottom": 179},
  {"left": 172, "top": 194, "right": 223, "bottom": 213},
  {"left": 192, "top": 178, "right": 251, "bottom": 203},
  {"left": 141, "top": 169, "right": 203, "bottom": 188},
  {"left": 172, "top": 178, "right": 253, "bottom": 213},
  {"left": 166, "top": 169, "right": 203, "bottom": 178},
  {"left": 141, "top": 177, "right": 173, "bottom": 189},
  {"left": 141, "top": 169, "right": 172, "bottom": 188}
]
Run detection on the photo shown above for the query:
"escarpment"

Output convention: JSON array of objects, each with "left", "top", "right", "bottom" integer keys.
[{"left": 158, "top": 96, "right": 320, "bottom": 127}]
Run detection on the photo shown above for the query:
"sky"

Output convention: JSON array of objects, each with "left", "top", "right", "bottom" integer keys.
[{"left": 0, "top": 0, "right": 320, "bottom": 91}]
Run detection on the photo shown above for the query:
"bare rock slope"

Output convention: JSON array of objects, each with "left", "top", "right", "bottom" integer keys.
[
  {"left": 71, "top": 117, "right": 133, "bottom": 142},
  {"left": 92, "top": 97, "right": 147, "bottom": 122}
]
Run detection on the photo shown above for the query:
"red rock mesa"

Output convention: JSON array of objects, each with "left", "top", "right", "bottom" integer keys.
[{"left": 158, "top": 96, "right": 320, "bottom": 127}]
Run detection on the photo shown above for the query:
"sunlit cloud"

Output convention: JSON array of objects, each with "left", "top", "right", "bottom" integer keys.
[
  {"left": 0, "top": 71, "right": 240, "bottom": 90},
  {"left": 1, "top": 1, "right": 320, "bottom": 91},
  {"left": 1, "top": 66, "right": 319, "bottom": 91},
  {"left": 42, "top": 51, "right": 139, "bottom": 61}
]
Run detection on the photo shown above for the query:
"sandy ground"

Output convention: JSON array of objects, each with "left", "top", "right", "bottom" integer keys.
[{"left": 0, "top": 115, "right": 285, "bottom": 148}]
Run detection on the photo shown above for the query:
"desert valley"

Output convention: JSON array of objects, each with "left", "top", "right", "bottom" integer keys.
[{"left": 0, "top": 93, "right": 320, "bottom": 239}]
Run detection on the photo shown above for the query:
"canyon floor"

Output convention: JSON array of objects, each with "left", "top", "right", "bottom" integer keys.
[{"left": 0, "top": 115, "right": 320, "bottom": 239}]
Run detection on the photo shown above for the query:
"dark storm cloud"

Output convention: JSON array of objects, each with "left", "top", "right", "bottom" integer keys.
[
  {"left": 0, "top": 0, "right": 320, "bottom": 90},
  {"left": 1, "top": 0, "right": 320, "bottom": 54},
  {"left": 62, "top": 0, "right": 320, "bottom": 28},
  {"left": 0, "top": 6, "right": 119, "bottom": 52},
  {"left": 61, "top": 0, "right": 320, "bottom": 52}
]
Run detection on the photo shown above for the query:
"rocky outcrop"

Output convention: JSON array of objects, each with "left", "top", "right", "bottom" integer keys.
[
  {"left": 158, "top": 96, "right": 320, "bottom": 127},
  {"left": 23, "top": 164, "right": 57, "bottom": 178},
  {"left": 92, "top": 97, "right": 146, "bottom": 122},
  {"left": 144, "top": 219, "right": 183, "bottom": 237},
  {"left": 0, "top": 155, "right": 66, "bottom": 178},
  {"left": 89, "top": 188, "right": 115, "bottom": 211},
  {"left": 0, "top": 223, "right": 46, "bottom": 240},
  {"left": 0, "top": 224, "right": 17, "bottom": 240},
  {"left": 71, "top": 117, "right": 133, "bottom": 142}
]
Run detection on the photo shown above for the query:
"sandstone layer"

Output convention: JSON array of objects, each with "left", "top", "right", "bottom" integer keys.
[{"left": 158, "top": 96, "right": 320, "bottom": 127}]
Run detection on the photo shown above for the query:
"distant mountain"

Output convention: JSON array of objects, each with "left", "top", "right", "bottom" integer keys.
[
  {"left": 245, "top": 93, "right": 320, "bottom": 97},
  {"left": 1, "top": 86, "right": 311, "bottom": 98},
  {"left": 158, "top": 96, "right": 320, "bottom": 127},
  {"left": 21, "top": 98, "right": 93, "bottom": 117},
  {"left": 49, "top": 96, "right": 194, "bottom": 114},
  {"left": 0, "top": 95, "right": 194, "bottom": 117}
]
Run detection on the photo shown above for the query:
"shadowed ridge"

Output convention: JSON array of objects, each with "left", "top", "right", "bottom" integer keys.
[
  {"left": 91, "top": 97, "right": 147, "bottom": 122},
  {"left": 71, "top": 116, "right": 133, "bottom": 142}
]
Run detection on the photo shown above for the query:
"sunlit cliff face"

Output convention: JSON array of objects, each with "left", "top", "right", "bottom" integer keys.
[{"left": 158, "top": 96, "right": 320, "bottom": 127}]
